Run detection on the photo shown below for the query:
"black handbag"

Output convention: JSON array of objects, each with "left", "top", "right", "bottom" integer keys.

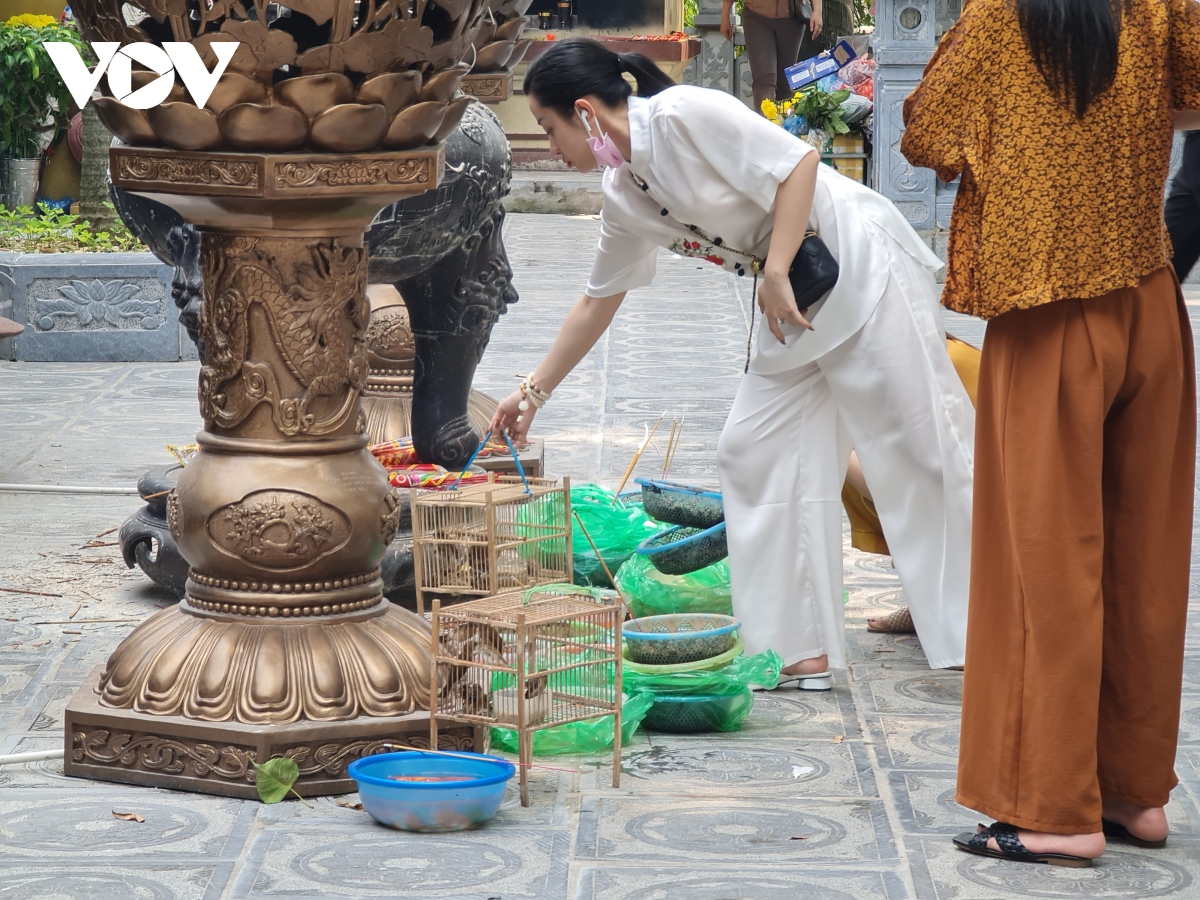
[
  {"left": 783, "top": 230, "right": 840, "bottom": 312},
  {"left": 791, "top": 0, "right": 813, "bottom": 20}
]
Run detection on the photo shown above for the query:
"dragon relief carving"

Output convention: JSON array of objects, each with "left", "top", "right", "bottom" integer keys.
[{"left": 198, "top": 235, "right": 370, "bottom": 436}]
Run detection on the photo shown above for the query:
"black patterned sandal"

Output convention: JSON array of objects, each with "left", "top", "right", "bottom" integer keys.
[
  {"left": 953, "top": 822, "right": 1094, "bottom": 868},
  {"left": 1103, "top": 819, "right": 1168, "bottom": 849}
]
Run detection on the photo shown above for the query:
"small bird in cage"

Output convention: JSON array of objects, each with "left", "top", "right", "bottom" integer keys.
[{"left": 454, "top": 680, "right": 493, "bottom": 718}]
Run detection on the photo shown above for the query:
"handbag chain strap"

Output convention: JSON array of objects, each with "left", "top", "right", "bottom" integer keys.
[{"left": 628, "top": 171, "right": 814, "bottom": 373}]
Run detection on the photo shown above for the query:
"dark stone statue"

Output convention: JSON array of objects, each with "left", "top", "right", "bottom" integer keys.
[{"left": 112, "top": 100, "right": 517, "bottom": 598}]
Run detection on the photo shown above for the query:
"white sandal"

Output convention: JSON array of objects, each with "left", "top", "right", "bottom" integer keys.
[{"left": 754, "top": 670, "right": 833, "bottom": 692}]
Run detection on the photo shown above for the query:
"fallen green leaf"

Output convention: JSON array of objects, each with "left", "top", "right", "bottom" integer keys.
[{"left": 252, "top": 757, "right": 302, "bottom": 804}]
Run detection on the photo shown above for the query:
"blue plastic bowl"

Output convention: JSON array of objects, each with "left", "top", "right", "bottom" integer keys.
[{"left": 347, "top": 751, "right": 515, "bottom": 833}]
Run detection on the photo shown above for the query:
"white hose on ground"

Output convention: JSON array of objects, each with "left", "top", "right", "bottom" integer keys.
[
  {"left": 0, "top": 748, "right": 65, "bottom": 765},
  {"left": 0, "top": 484, "right": 139, "bottom": 495}
]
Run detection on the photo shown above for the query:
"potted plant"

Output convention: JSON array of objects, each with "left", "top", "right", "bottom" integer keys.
[{"left": 0, "top": 14, "right": 89, "bottom": 210}]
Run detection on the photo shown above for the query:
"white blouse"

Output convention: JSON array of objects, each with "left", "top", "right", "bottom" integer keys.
[{"left": 587, "top": 86, "right": 943, "bottom": 373}]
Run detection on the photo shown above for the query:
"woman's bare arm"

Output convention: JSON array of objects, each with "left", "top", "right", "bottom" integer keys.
[
  {"left": 757, "top": 152, "right": 821, "bottom": 343},
  {"left": 489, "top": 292, "right": 625, "bottom": 440}
]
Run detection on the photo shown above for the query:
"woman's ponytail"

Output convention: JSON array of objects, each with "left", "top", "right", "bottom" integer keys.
[
  {"left": 615, "top": 51, "right": 676, "bottom": 98},
  {"left": 524, "top": 38, "right": 676, "bottom": 118}
]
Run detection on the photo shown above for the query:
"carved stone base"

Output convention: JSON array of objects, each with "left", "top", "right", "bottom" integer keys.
[{"left": 65, "top": 667, "right": 484, "bottom": 799}]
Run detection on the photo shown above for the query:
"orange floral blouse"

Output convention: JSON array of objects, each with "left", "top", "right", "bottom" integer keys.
[{"left": 902, "top": 0, "right": 1200, "bottom": 319}]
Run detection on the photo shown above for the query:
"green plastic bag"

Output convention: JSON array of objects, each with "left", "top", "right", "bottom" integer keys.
[
  {"left": 615, "top": 552, "right": 733, "bottom": 618},
  {"left": 514, "top": 484, "right": 663, "bottom": 587},
  {"left": 572, "top": 484, "right": 666, "bottom": 587},
  {"left": 490, "top": 691, "right": 654, "bottom": 756},
  {"left": 624, "top": 650, "right": 782, "bottom": 695}
]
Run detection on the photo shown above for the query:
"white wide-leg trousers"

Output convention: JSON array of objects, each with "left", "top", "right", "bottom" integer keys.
[{"left": 717, "top": 241, "right": 974, "bottom": 670}]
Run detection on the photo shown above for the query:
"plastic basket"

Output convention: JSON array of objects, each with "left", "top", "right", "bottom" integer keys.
[
  {"left": 643, "top": 689, "right": 754, "bottom": 733},
  {"left": 636, "top": 479, "right": 724, "bottom": 529},
  {"left": 621, "top": 613, "right": 740, "bottom": 665},
  {"left": 621, "top": 638, "right": 744, "bottom": 675},
  {"left": 635, "top": 522, "right": 728, "bottom": 576}
]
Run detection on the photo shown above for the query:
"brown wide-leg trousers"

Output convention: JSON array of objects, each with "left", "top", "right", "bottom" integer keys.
[{"left": 957, "top": 266, "right": 1195, "bottom": 834}]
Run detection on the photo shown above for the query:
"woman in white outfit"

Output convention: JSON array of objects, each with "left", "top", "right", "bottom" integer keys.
[{"left": 489, "top": 38, "right": 975, "bottom": 684}]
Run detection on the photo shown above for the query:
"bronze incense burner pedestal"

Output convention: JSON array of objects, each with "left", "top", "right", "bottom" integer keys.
[
  {"left": 61, "top": 0, "right": 502, "bottom": 795},
  {"left": 66, "top": 144, "right": 483, "bottom": 797}
]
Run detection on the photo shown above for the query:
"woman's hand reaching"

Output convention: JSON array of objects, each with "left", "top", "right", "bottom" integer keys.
[
  {"left": 758, "top": 270, "right": 814, "bottom": 344},
  {"left": 489, "top": 389, "right": 536, "bottom": 443}
]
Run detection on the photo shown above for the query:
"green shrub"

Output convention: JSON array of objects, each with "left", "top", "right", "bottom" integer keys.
[{"left": 0, "top": 203, "right": 143, "bottom": 253}]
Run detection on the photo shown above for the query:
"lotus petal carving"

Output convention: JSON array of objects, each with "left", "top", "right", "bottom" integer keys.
[
  {"left": 203, "top": 71, "right": 268, "bottom": 115},
  {"left": 471, "top": 39, "right": 515, "bottom": 73},
  {"left": 432, "top": 96, "right": 473, "bottom": 143},
  {"left": 97, "top": 602, "right": 434, "bottom": 722},
  {"left": 148, "top": 103, "right": 222, "bottom": 151},
  {"left": 310, "top": 103, "right": 390, "bottom": 153},
  {"left": 276, "top": 73, "right": 355, "bottom": 119},
  {"left": 219, "top": 103, "right": 309, "bottom": 152},
  {"left": 383, "top": 100, "right": 448, "bottom": 150},
  {"left": 92, "top": 97, "right": 157, "bottom": 146},
  {"left": 356, "top": 71, "right": 423, "bottom": 119},
  {"left": 507, "top": 37, "right": 532, "bottom": 67},
  {"left": 71, "top": 0, "right": 490, "bottom": 153},
  {"left": 419, "top": 64, "right": 470, "bottom": 103},
  {"left": 494, "top": 15, "right": 527, "bottom": 40}
]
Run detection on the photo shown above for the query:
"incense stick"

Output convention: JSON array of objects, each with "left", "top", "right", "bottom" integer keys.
[
  {"left": 380, "top": 742, "right": 579, "bottom": 773},
  {"left": 613, "top": 413, "right": 664, "bottom": 499},
  {"left": 572, "top": 510, "right": 642, "bottom": 632}
]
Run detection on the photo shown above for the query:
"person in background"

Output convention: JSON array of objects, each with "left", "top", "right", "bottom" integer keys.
[
  {"left": 903, "top": 0, "right": 1200, "bottom": 867},
  {"left": 1166, "top": 130, "right": 1200, "bottom": 279},
  {"left": 722, "top": 0, "right": 822, "bottom": 111}
]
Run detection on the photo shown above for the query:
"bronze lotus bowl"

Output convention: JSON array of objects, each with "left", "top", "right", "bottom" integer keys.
[{"left": 74, "top": 0, "right": 492, "bottom": 154}]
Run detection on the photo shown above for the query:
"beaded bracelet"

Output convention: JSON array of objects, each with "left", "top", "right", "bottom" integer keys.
[{"left": 517, "top": 375, "right": 551, "bottom": 422}]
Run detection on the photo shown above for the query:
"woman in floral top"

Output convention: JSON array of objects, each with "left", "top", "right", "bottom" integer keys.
[
  {"left": 490, "top": 38, "right": 976, "bottom": 692},
  {"left": 904, "top": 0, "right": 1200, "bottom": 867}
]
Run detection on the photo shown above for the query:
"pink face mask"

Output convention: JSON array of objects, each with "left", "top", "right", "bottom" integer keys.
[{"left": 579, "top": 109, "right": 626, "bottom": 169}]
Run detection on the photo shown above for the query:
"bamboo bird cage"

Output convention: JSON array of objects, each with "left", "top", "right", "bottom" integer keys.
[
  {"left": 430, "top": 585, "right": 622, "bottom": 805},
  {"left": 412, "top": 475, "right": 572, "bottom": 614}
]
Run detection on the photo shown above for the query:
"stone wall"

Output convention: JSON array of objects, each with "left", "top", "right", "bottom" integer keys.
[{"left": 0, "top": 251, "right": 189, "bottom": 362}]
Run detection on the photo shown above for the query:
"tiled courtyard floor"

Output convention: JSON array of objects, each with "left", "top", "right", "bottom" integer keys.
[{"left": 0, "top": 213, "right": 1198, "bottom": 899}]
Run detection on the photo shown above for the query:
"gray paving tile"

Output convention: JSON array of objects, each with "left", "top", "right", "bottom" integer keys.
[
  {"left": 572, "top": 865, "right": 910, "bottom": 900},
  {"left": 575, "top": 795, "right": 897, "bottom": 863},
  {"left": 867, "top": 714, "right": 961, "bottom": 771},
  {"left": 607, "top": 736, "right": 877, "bottom": 799},
  {"left": 0, "top": 862, "right": 235, "bottom": 900},
  {"left": 232, "top": 822, "right": 571, "bottom": 899},
  {"left": 0, "top": 790, "right": 257, "bottom": 860}
]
